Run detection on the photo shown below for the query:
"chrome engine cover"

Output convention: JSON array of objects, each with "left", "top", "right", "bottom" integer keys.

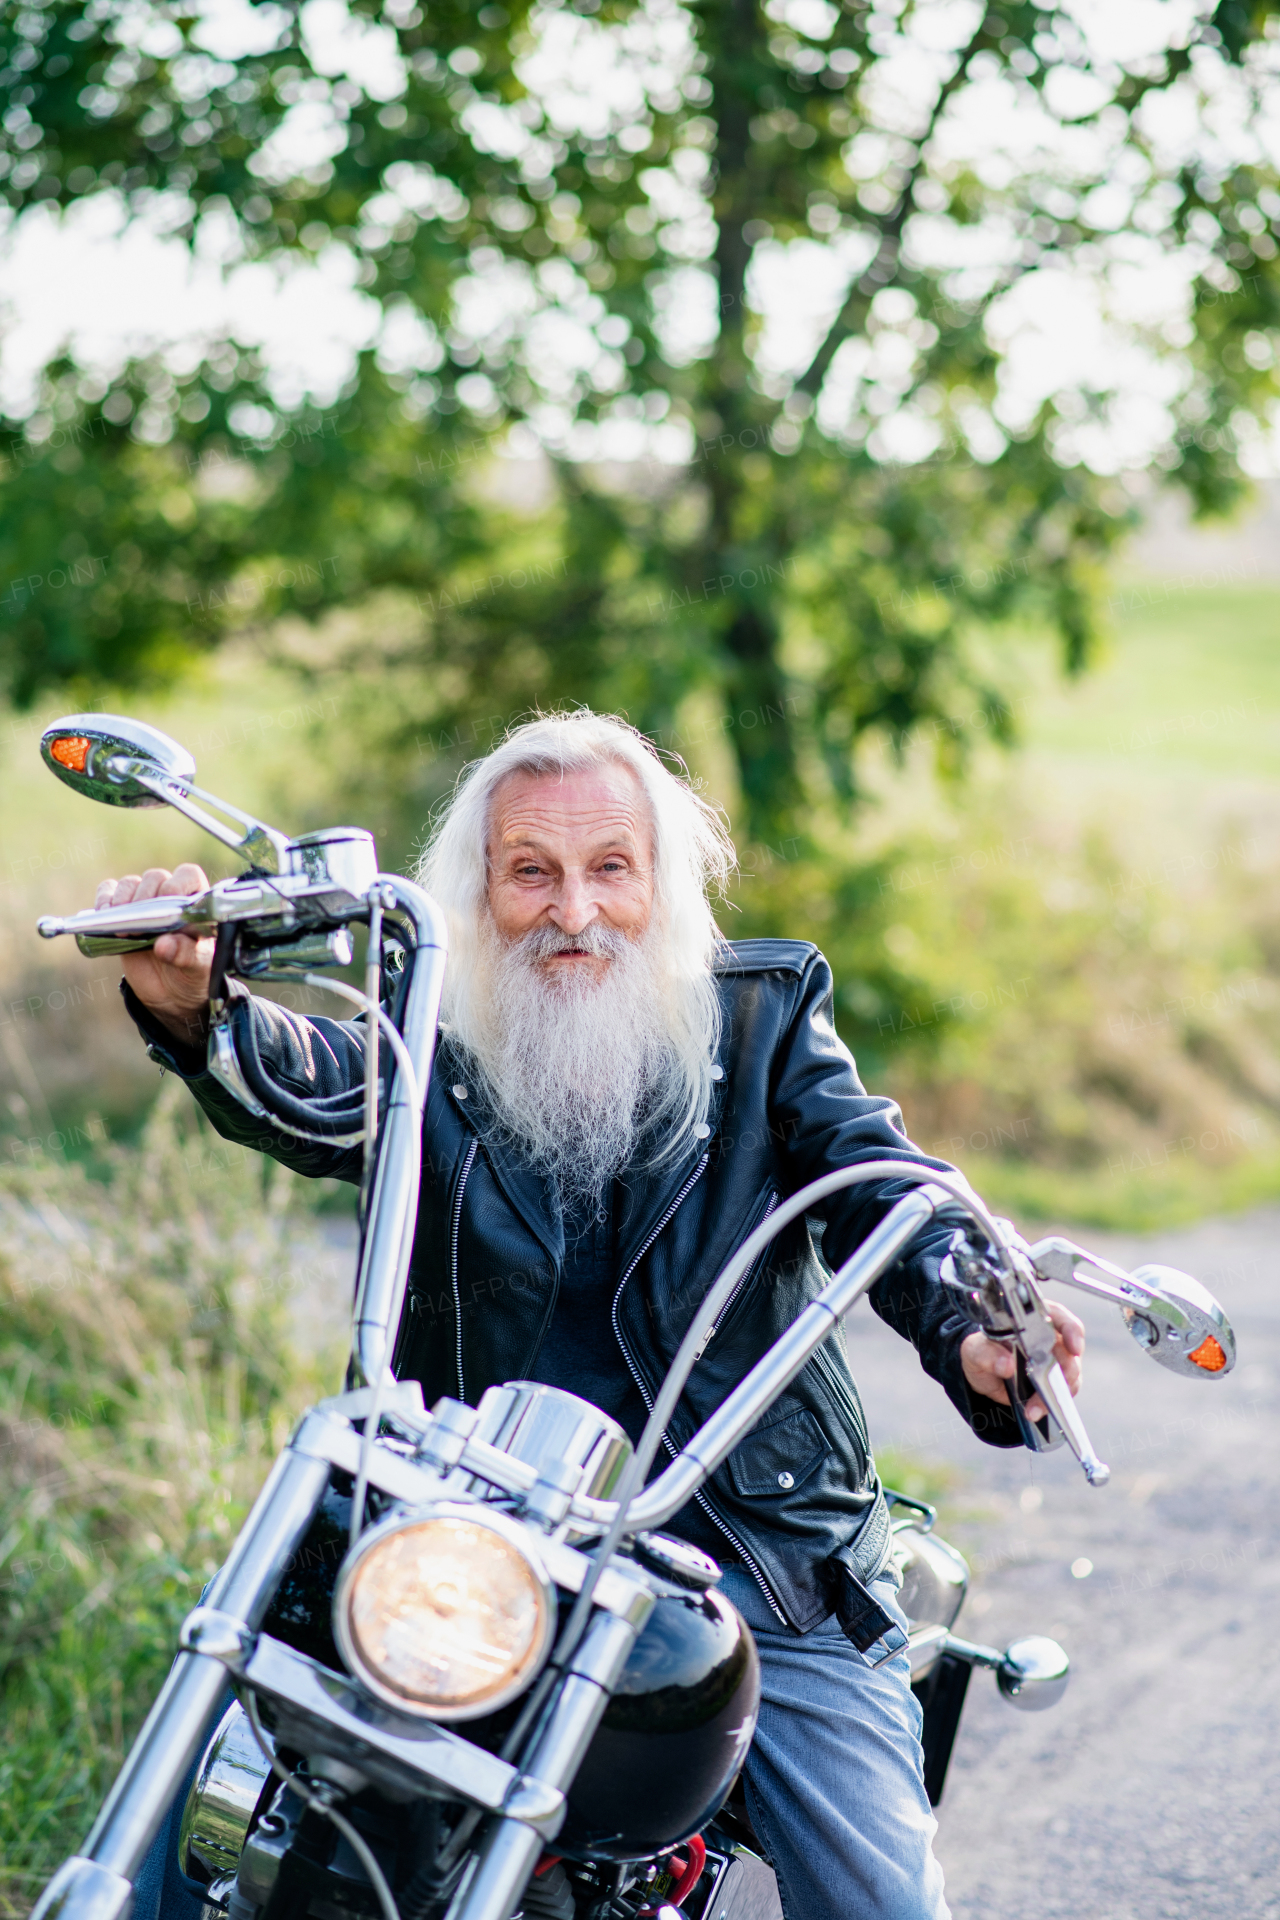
[{"left": 178, "top": 1703, "right": 273, "bottom": 1899}]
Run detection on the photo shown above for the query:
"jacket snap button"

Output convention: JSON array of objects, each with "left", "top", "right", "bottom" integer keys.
[
  {"left": 451, "top": 1084, "right": 468, "bottom": 1101},
  {"left": 710, "top": 1064, "right": 724, "bottom": 1081},
  {"left": 694, "top": 1123, "right": 711, "bottom": 1139},
  {"left": 777, "top": 1471, "right": 795, "bottom": 1490}
]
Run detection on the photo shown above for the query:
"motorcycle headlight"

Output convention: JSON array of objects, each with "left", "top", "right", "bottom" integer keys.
[{"left": 333, "top": 1505, "right": 555, "bottom": 1721}]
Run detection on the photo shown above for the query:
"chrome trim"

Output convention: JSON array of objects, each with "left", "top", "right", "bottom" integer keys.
[
  {"left": 893, "top": 1527, "right": 969, "bottom": 1636},
  {"left": 178, "top": 1608, "right": 255, "bottom": 1668},
  {"left": 178, "top": 1702, "right": 272, "bottom": 1887},
  {"left": 931, "top": 1630, "right": 1069, "bottom": 1710},
  {"left": 997, "top": 1636, "right": 1070, "bottom": 1711},
  {"left": 27, "top": 1859, "right": 134, "bottom": 1920},
  {"left": 905, "top": 1624, "right": 950, "bottom": 1679},
  {"left": 1026, "top": 1242, "right": 1236, "bottom": 1376},
  {"left": 469, "top": 1382, "right": 632, "bottom": 1507},
  {"left": 205, "top": 1016, "right": 272, "bottom": 1125},
  {"left": 240, "top": 1632, "right": 528, "bottom": 1808}
]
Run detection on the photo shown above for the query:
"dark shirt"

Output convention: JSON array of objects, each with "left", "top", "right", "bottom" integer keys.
[
  {"left": 531, "top": 1182, "right": 728, "bottom": 1560},
  {"left": 531, "top": 1183, "right": 649, "bottom": 1445}
]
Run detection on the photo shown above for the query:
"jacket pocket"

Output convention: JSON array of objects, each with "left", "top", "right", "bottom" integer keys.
[{"left": 726, "top": 1407, "right": 831, "bottom": 1499}]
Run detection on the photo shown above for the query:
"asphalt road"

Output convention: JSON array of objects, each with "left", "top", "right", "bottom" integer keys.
[{"left": 847, "top": 1204, "right": 1280, "bottom": 1920}]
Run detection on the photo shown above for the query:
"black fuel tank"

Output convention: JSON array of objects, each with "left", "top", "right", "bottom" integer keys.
[{"left": 558, "top": 1586, "right": 760, "bottom": 1862}]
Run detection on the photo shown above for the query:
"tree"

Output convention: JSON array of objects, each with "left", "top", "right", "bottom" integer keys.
[{"left": 3, "top": 0, "right": 1280, "bottom": 843}]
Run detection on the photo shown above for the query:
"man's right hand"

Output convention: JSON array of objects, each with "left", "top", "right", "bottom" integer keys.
[{"left": 97, "top": 864, "right": 216, "bottom": 1048}]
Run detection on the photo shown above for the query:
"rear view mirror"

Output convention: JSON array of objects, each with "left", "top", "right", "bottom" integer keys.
[
  {"left": 1124, "top": 1265, "right": 1236, "bottom": 1378},
  {"left": 40, "top": 711, "right": 289, "bottom": 873},
  {"left": 41, "top": 713, "right": 196, "bottom": 808},
  {"left": 1028, "top": 1237, "right": 1236, "bottom": 1384}
]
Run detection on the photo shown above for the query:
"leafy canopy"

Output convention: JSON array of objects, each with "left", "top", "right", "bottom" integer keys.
[{"left": 3, "top": 0, "right": 1280, "bottom": 837}]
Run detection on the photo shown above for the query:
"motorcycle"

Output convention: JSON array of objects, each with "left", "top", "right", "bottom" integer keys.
[{"left": 29, "top": 713, "right": 1238, "bottom": 1920}]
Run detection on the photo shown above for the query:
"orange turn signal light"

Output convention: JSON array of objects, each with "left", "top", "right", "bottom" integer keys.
[
  {"left": 50, "top": 735, "right": 92, "bottom": 773},
  {"left": 1188, "top": 1334, "right": 1227, "bottom": 1372}
]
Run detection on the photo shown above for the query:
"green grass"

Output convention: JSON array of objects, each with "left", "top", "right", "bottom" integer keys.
[
  {"left": 0, "top": 1087, "right": 346, "bottom": 1915},
  {"left": 1028, "top": 583, "right": 1280, "bottom": 783}
]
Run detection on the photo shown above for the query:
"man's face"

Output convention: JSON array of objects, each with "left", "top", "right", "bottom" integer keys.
[{"left": 487, "top": 763, "right": 655, "bottom": 986}]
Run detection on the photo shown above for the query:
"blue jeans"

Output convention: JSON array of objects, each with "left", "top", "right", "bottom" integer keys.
[
  {"left": 137, "top": 1578, "right": 947, "bottom": 1920},
  {"left": 720, "top": 1565, "right": 950, "bottom": 1920}
]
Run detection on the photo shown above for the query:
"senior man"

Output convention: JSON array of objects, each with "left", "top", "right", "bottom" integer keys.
[{"left": 104, "top": 710, "right": 1084, "bottom": 1920}]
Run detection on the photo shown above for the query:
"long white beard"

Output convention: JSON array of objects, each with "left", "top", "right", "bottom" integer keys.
[{"left": 457, "top": 922, "right": 681, "bottom": 1206}]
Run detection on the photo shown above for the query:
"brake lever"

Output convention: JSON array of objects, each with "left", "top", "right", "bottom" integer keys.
[{"left": 941, "top": 1226, "right": 1112, "bottom": 1487}]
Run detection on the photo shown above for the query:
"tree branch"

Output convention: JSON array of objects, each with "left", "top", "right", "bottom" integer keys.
[{"left": 794, "top": 17, "right": 993, "bottom": 399}]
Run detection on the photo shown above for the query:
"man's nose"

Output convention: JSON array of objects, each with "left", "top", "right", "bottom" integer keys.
[{"left": 548, "top": 872, "right": 598, "bottom": 936}]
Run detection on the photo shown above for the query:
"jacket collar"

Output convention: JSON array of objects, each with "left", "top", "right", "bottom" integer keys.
[{"left": 433, "top": 1033, "right": 729, "bottom": 1275}]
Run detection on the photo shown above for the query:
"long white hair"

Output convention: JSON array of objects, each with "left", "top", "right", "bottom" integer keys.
[{"left": 417, "top": 711, "right": 736, "bottom": 1165}]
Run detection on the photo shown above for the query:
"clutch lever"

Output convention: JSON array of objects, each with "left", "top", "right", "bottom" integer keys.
[
  {"left": 941, "top": 1225, "right": 1112, "bottom": 1487},
  {"left": 36, "top": 887, "right": 214, "bottom": 957}
]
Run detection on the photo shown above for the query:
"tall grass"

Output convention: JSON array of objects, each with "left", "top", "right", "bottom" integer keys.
[
  {"left": 0, "top": 1083, "right": 348, "bottom": 1916},
  {"left": 732, "top": 799, "right": 1280, "bottom": 1226}
]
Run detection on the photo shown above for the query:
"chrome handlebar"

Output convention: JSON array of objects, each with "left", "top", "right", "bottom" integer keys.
[{"left": 366, "top": 1167, "right": 1237, "bottom": 1527}]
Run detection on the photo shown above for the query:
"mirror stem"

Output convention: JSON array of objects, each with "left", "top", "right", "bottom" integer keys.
[{"left": 115, "top": 761, "right": 292, "bottom": 873}]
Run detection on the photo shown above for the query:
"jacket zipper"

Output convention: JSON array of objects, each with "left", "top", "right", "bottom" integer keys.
[
  {"left": 610, "top": 1158, "right": 788, "bottom": 1625},
  {"left": 692, "top": 1191, "right": 779, "bottom": 1361},
  {"left": 450, "top": 1138, "right": 479, "bottom": 1400}
]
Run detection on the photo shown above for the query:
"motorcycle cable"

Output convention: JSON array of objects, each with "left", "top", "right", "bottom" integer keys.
[
  {"left": 358, "top": 895, "right": 384, "bottom": 1229},
  {"left": 241, "top": 1689, "right": 402, "bottom": 1920},
  {"left": 300, "top": 969, "right": 424, "bottom": 1551}
]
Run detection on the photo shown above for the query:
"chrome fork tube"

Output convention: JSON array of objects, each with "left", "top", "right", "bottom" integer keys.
[
  {"left": 446, "top": 1613, "right": 642, "bottom": 1920},
  {"left": 31, "top": 1444, "right": 332, "bottom": 1920},
  {"left": 351, "top": 878, "right": 448, "bottom": 1388}
]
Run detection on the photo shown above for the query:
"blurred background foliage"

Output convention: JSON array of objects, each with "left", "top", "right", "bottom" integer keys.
[{"left": 5, "top": 0, "right": 1280, "bottom": 1898}]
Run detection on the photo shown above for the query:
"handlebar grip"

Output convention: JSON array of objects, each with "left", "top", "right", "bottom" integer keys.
[{"left": 74, "top": 934, "right": 163, "bottom": 958}]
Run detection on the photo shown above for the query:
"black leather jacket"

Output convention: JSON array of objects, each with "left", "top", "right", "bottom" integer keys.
[{"left": 127, "top": 937, "right": 1019, "bottom": 1633}]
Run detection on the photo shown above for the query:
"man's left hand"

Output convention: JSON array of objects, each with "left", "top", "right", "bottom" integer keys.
[{"left": 960, "top": 1300, "right": 1085, "bottom": 1423}]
